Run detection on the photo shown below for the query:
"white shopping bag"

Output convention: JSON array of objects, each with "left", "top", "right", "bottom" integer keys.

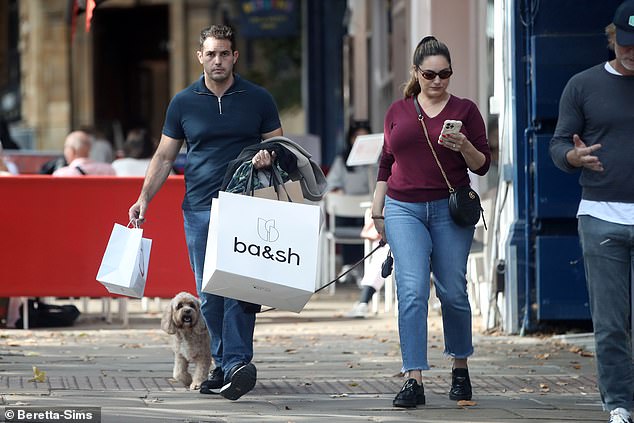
[
  {"left": 96, "top": 223, "right": 152, "bottom": 298},
  {"left": 202, "top": 191, "right": 320, "bottom": 312}
]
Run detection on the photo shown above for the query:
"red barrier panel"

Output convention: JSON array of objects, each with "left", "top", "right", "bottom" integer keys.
[{"left": 0, "top": 175, "right": 195, "bottom": 298}]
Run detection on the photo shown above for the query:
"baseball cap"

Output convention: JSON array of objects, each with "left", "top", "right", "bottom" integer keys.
[{"left": 614, "top": 0, "right": 634, "bottom": 46}]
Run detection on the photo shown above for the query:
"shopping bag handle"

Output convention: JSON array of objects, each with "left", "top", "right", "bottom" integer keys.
[
  {"left": 127, "top": 219, "right": 140, "bottom": 229},
  {"left": 244, "top": 161, "right": 294, "bottom": 202},
  {"left": 244, "top": 163, "right": 257, "bottom": 196},
  {"left": 270, "top": 165, "right": 293, "bottom": 203}
]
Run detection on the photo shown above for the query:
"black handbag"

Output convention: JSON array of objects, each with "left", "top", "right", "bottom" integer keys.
[
  {"left": 448, "top": 185, "right": 482, "bottom": 227},
  {"left": 413, "top": 97, "right": 485, "bottom": 228}
]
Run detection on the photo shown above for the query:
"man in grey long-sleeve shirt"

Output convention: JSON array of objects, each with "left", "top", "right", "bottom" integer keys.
[{"left": 549, "top": 3, "right": 634, "bottom": 422}]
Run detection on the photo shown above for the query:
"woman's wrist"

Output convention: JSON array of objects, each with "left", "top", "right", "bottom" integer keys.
[{"left": 371, "top": 215, "right": 384, "bottom": 219}]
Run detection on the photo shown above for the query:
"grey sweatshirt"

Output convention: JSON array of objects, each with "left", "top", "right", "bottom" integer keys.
[{"left": 550, "top": 63, "right": 634, "bottom": 203}]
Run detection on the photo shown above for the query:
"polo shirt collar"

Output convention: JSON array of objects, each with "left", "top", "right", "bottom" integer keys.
[{"left": 194, "top": 73, "right": 244, "bottom": 96}]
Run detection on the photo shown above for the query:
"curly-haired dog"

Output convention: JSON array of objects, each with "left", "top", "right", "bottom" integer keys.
[{"left": 161, "top": 292, "right": 211, "bottom": 390}]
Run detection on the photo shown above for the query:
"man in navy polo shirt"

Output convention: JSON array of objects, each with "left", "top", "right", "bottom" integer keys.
[{"left": 128, "top": 24, "right": 282, "bottom": 401}]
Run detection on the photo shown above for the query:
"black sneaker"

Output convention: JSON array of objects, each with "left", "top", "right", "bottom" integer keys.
[
  {"left": 200, "top": 367, "right": 224, "bottom": 395},
  {"left": 393, "top": 378, "right": 425, "bottom": 408},
  {"left": 220, "top": 362, "right": 257, "bottom": 401},
  {"left": 449, "top": 367, "right": 472, "bottom": 401}
]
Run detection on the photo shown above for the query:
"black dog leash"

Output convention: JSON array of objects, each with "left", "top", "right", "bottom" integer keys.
[{"left": 258, "top": 240, "right": 388, "bottom": 313}]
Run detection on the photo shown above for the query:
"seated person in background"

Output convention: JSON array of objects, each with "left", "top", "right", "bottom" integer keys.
[
  {"left": 326, "top": 120, "right": 375, "bottom": 283},
  {"left": 0, "top": 118, "right": 21, "bottom": 150},
  {"left": 1, "top": 120, "right": 20, "bottom": 175},
  {"left": 80, "top": 125, "right": 115, "bottom": 164},
  {"left": 112, "top": 128, "right": 157, "bottom": 176},
  {"left": 0, "top": 141, "right": 18, "bottom": 175},
  {"left": 53, "top": 130, "right": 116, "bottom": 176}
]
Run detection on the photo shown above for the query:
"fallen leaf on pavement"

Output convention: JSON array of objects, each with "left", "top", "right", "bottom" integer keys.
[
  {"left": 28, "top": 366, "right": 46, "bottom": 383},
  {"left": 457, "top": 400, "right": 477, "bottom": 406},
  {"left": 120, "top": 343, "right": 142, "bottom": 349}
]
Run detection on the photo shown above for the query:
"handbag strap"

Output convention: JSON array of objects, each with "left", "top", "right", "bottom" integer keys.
[{"left": 413, "top": 96, "right": 454, "bottom": 193}]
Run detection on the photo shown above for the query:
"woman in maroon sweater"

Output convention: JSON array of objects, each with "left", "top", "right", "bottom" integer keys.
[{"left": 370, "top": 36, "right": 490, "bottom": 408}]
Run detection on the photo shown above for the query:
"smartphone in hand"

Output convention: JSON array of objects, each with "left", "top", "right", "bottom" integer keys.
[{"left": 438, "top": 120, "right": 462, "bottom": 144}]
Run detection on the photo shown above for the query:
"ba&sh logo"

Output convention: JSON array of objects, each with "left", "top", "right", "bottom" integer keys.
[
  {"left": 233, "top": 237, "right": 300, "bottom": 266},
  {"left": 233, "top": 217, "right": 301, "bottom": 266},
  {"left": 257, "top": 218, "right": 279, "bottom": 242}
]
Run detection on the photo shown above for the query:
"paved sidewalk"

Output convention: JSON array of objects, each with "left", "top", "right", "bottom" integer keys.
[{"left": 1, "top": 288, "right": 605, "bottom": 423}]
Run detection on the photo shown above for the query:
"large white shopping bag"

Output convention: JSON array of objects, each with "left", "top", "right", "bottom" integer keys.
[
  {"left": 96, "top": 223, "right": 152, "bottom": 298},
  {"left": 202, "top": 191, "right": 320, "bottom": 312}
]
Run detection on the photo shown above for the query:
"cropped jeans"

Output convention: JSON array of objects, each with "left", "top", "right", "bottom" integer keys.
[
  {"left": 385, "top": 196, "right": 474, "bottom": 373},
  {"left": 183, "top": 209, "right": 256, "bottom": 376},
  {"left": 578, "top": 215, "right": 634, "bottom": 412}
]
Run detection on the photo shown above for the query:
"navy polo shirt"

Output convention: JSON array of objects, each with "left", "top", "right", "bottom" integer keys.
[{"left": 163, "top": 74, "right": 281, "bottom": 210}]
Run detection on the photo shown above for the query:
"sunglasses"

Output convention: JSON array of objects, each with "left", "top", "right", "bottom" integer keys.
[{"left": 417, "top": 67, "right": 453, "bottom": 80}]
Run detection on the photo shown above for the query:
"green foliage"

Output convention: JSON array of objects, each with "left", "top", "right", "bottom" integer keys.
[{"left": 240, "top": 36, "right": 302, "bottom": 113}]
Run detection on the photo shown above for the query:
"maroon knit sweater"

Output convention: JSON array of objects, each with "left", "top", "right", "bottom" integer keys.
[{"left": 378, "top": 95, "right": 491, "bottom": 203}]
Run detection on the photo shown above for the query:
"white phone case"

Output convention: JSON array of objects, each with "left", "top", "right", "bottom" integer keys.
[{"left": 438, "top": 120, "right": 463, "bottom": 143}]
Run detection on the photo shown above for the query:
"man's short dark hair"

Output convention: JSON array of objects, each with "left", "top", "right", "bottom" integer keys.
[{"left": 199, "top": 25, "right": 235, "bottom": 51}]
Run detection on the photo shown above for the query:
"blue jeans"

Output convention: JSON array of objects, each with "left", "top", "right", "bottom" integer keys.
[
  {"left": 385, "top": 196, "right": 474, "bottom": 373},
  {"left": 183, "top": 209, "right": 256, "bottom": 376},
  {"left": 578, "top": 215, "right": 634, "bottom": 411}
]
